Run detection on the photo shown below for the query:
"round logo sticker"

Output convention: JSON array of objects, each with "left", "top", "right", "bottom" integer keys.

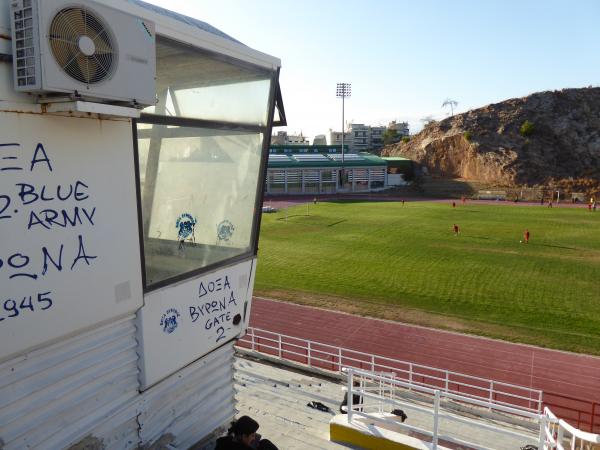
[
  {"left": 176, "top": 213, "right": 197, "bottom": 241},
  {"left": 160, "top": 308, "right": 181, "bottom": 334},
  {"left": 217, "top": 220, "right": 235, "bottom": 242}
]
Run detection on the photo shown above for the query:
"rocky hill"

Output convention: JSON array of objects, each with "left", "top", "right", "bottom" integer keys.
[{"left": 382, "top": 87, "right": 600, "bottom": 188}]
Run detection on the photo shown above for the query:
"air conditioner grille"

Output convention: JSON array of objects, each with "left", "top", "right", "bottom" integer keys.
[{"left": 49, "top": 7, "right": 116, "bottom": 85}]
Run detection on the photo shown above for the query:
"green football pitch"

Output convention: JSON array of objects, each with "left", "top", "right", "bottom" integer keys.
[{"left": 255, "top": 200, "right": 600, "bottom": 354}]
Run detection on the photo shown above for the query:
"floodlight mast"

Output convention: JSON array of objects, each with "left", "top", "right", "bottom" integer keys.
[{"left": 336, "top": 82, "right": 351, "bottom": 188}]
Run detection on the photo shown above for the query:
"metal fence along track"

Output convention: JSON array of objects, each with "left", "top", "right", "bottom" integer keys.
[
  {"left": 237, "top": 327, "right": 543, "bottom": 415},
  {"left": 238, "top": 327, "right": 600, "bottom": 433}
]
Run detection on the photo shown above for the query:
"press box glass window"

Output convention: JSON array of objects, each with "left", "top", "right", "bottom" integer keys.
[{"left": 135, "top": 36, "right": 276, "bottom": 290}]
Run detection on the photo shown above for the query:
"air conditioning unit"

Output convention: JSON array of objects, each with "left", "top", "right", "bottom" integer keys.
[{"left": 10, "top": 0, "right": 156, "bottom": 107}]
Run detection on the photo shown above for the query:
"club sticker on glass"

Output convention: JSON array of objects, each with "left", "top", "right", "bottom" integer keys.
[
  {"left": 217, "top": 220, "right": 235, "bottom": 242},
  {"left": 176, "top": 213, "right": 197, "bottom": 241}
]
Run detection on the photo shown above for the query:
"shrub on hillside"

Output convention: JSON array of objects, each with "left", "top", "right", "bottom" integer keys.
[
  {"left": 401, "top": 136, "right": 410, "bottom": 143},
  {"left": 463, "top": 131, "right": 473, "bottom": 142},
  {"left": 520, "top": 120, "right": 535, "bottom": 137}
]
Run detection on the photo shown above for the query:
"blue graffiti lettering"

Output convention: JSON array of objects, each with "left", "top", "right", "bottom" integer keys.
[
  {"left": 198, "top": 274, "right": 231, "bottom": 298},
  {"left": 0, "top": 291, "right": 53, "bottom": 323},
  {"left": 27, "top": 207, "right": 96, "bottom": 230},
  {"left": 16, "top": 180, "right": 90, "bottom": 205},
  {"left": 70, "top": 235, "right": 97, "bottom": 270},
  {"left": 30, "top": 143, "right": 53, "bottom": 172},
  {"left": 42, "top": 244, "right": 63, "bottom": 275}
]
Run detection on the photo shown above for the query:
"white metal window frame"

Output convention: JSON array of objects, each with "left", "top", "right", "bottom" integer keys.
[{"left": 102, "top": 0, "right": 280, "bottom": 71}]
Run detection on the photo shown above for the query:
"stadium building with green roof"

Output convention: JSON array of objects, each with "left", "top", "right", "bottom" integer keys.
[{"left": 266, "top": 145, "right": 390, "bottom": 194}]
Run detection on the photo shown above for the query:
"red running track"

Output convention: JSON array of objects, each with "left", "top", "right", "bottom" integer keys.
[{"left": 249, "top": 296, "right": 600, "bottom": 431}]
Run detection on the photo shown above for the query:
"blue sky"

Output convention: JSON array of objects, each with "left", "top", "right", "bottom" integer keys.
[{"left": 146, "top": 0, "right": 599, "bottom": 139}]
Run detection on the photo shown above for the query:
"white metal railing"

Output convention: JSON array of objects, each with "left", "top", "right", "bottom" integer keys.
[
  {"left": 237, "top": 327, "right": 543, "bottom": 414},
  {"left": 343, "top": 367, "right": 548, "bottom": 450},
  {"left": 543, "top": 406, "right": 600, "bottom": 450}
]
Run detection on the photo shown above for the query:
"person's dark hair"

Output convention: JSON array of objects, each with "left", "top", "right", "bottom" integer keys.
[
  {"left": 257, "top": 439, "right": 279, "bottom": 450},
  {"left": 228, "top": 415, "right": 259, "bottom": 437}
]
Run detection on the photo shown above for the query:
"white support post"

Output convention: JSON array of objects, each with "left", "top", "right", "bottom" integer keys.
[
  {"left": 338, "top": 347, "right": 343, "bottom": 373},
  {"left": 251, "top": 328, "right": 255, "bottom": 352},
  {"left": 408, "top": 363, "right": 413, "bottom": 391},
  {"left": 319, "top": 170, "right": 322, "bottom": 194},
  {"left": 377, "top": 379, "right": 382, "bottom": 414},
  {"left": 347, "top": 371, "right": 354, "bottom": 423},
  {"left": 445, "top": 370, "right": 449, "bottom": 392},
  {"left": 432, "top": 390, "right": 441, "bottom": 449},
  {"left": 307, "top": 341, "right": 312, "bottom": 367},
  {"left": 278, "top": 335, "right": 282, "bottom": 358},
  {"left": 489, "top": 381, "right": 494, "bottom": 410},
  {"left": 557, "top": 424, "right": 564, "bottom": 447},
  {"left": 371, "top": 355, "right": 375, "bottom": 372},
  {"left": 538, "top": 414, "right": 546, "bottom": 450}
]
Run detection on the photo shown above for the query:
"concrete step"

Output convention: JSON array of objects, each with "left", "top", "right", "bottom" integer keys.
[
  {"left": 233, "top": 357, "right": 352, "bottom": 449},
  {"left": 236, "top": 369, "right": 342, "bottom": 406},
  {"left": 235, "top": 395, "right": 344, "bottom": 449},
  {"left": 236, "top": 382, "right": 339, "bottom": 425},
  {"left": 235, "top": 359, "right": 343, "bottom": 402}
]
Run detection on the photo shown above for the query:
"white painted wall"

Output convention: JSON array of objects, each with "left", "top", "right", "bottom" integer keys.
[
  {"left": 0, "top": 313, "right": 238, "bottom": 450},
  {"left": 0, "top": 112, "right": 143, "bottom": 362},
  {"left": 0, "top": 316, "right": 140, "bottom": 450},
  {"left": 138, "top": 344, "right": 237, "bottom": 449},
  {"left": 137, "top": 258, "right": 256, "bottom": 389}
]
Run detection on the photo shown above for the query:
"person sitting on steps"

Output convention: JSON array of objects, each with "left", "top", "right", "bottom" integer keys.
[
  {"left": 215, "top": 416, "right": 278, "bottom": 450},
  {"left": 340, "top": 381, "right": 362, "bottom": 414}
]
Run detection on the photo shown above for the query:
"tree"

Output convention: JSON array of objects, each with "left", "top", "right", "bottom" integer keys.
[
  {"left": 382, "top": 128, "right": 399, "bottom": 145},
  {"left": 442, "top": 98, "right": 458, "bottom": 116}
]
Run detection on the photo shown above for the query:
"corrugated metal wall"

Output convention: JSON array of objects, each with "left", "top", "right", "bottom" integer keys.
[
  {"left": 0, "top": 316, "right": 140, "bottom": 450},
  {"left": 139, "top": 344, "right": 236, "bottom": 450},
  {"left": 0, "top": 318, "right": 236, "bottom": 449}
]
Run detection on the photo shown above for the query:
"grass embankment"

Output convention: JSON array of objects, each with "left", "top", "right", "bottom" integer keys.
[{"left": 255, "top": 201, "right": 600, "bottom": 354}]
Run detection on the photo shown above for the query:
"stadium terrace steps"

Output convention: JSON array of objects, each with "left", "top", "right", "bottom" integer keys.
[
  {"left": 234, "top": 358, "right": 349, "bottom": 449},
  {"left": 235, "top": 367, "right": 341, "bottom": 407},
  {"left": 234, "top": 356, "right": 541, "bottom": 450}
]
